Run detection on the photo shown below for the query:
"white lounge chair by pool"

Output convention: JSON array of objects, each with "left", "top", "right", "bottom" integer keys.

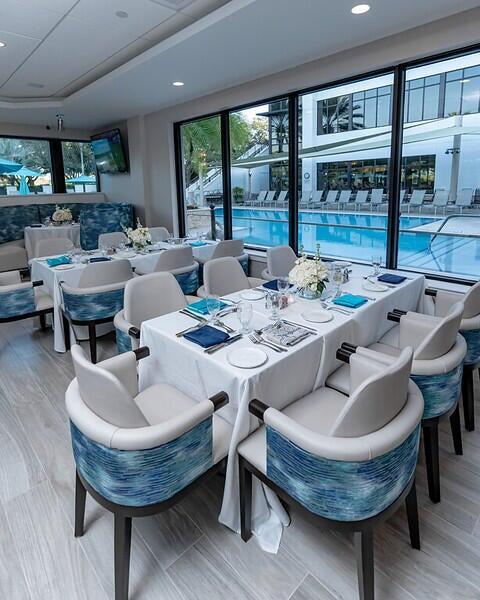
[
  {"left": 325, "top": 190, "right": 338, "bottom": 209},
  {"left": 402, "top": 189, "right": 426, "bottom": 213},
  {"left": 370, "top": 188, "right": 385, "bottom": 211},
  {"left": 275, "top": 190, "right": 288, "bottom": 207},
  {"left": 254, "top": 190, "right": 267, "bottom": 206},
  {"left": 449, "top": 188, "right": 474, "bottom": 213},
  {"left": 338, "top": 189, "right": 352, "bottom": 209},
  {"left": 432, "top": 189, "right": 450, "bottom": 214},
  {"left": 354, "top": 190, "right": 369, "bottom": 210},
  {"left": 264, "top": 191, "right": 276, "bottom": 206},
  {"left": 299, "top": 191, "right": 311, "bottom": 209},
  {"left": 311, "top": 190, "right": 323, "bottom": 208}
]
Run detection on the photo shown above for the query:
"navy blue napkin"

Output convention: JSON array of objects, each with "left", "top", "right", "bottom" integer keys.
[
  {"left": 263, "top": 279, "right": 293, "bottom": 291},
  {"left": 378, "top": 273, "right": 406, "bottom": 284},
  {"left": 183, "top": 325, "right": 229, "bottom": 348},
  {"left": 89, "top": 257, "right": 112, "bottom": 263},
  {"left": 30, "top": 224, "right": 43, "bottom": 228}
]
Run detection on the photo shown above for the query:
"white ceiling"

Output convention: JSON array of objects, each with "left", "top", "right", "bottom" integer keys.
[{"left": 0, "top": 0, "right": 479, "bottom": 130}]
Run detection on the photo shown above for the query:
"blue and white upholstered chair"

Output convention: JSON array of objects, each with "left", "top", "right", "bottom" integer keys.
[
  {"left": 61, "top": 259, "right": 133, "bottom": 363},
  {"left": 340, "top": 302, "right": 465, "bottom": 504},
  {"left": 135, "top": 246, "right": 199, "bottom": 294},
  {"left": 238, "top": 346, "right": 422, "bottom": 600},
  {"left": 66, "top": 344, "right": 232, "bottom": 600},
  {"left": 424, "top": 282, "right": 480, "bottom": 431},
  {"left": 0, "top": 270, "right": 53, "bottom": 329},
  {"left": 114, "top": 272, "right": 192, "bottom": 353},
  {"left": 261, "top": 245, "right": 297, "bottom": 280},
  {"left": 197, "top": 256, "right": 264, "bottom": 298}
]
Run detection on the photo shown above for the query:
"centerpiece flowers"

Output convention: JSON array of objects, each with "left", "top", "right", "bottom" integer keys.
[
  {"left": 124, "top": 218, "right": 151, "bottom": 251},
  {"left": 52, "top": 205, "right": 73, "bottom": 225},
  {"left": 289, "top": 244, "right": 329, "bottom": 299}
]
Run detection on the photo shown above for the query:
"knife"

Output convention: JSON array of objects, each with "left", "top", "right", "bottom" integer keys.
[{"left": 204, "top": 334, "right": 243, "bottom": 354}]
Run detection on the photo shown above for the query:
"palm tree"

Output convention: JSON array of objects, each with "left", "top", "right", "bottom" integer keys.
[{"left": 321, "top": 95, "right": 364, "bottom": 133}]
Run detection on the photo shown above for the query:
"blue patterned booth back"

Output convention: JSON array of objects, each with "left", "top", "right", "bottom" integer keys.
[
  {"left": 239, "top": 255, "right": 249, "bottom": 274},
  {"left": 80, "top": 203, "right": 134, "bottom": 250},
  {"left": 70, "top": 418, "right": 213, "bottom": 506},
  {"left": 266, "top": 426, "right": 420, "bottom": 521},
  {"left": 461, "top": 329, "right": 480, "bottom": 366},
  {"left": 115, "top": 327, "right": 133, "bottom": 354},
  {"left": 38, "top": 203, "right": 87, "bottom": 223},
  {"left": 0, "top": 285, "right": 36, "bottom": 319},
  {"left": 175, "top": 267, "right": 199, "bottom": 295},
  {"left": 63, "top": 287, "right": 125, "bottom": 321},
  {"left": 0, "top": 205, "right": 40, "bottom": 244},
  {"left": 411, "top": 362, "right": 463, "bottom": 420}
]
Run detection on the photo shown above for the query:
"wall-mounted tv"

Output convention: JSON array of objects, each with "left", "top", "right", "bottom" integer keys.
[{"left": 90, "top": 128, "right": 128, "bottom": 174}]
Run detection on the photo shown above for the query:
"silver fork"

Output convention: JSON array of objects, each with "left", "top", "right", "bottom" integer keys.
[{"left": 249, "top": 333, "right": 286, "bottom": 353}]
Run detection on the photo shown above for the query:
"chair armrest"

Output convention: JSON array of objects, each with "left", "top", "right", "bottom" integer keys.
[
  {"left": 249, "top": 399, "right": 269, "bottom": 421},
  {"left": 209, "top": 391, "right": 229, "bottom": 411},
  {"left": 98, "top": 351, "right": 140, "bottom": 397},
  {"left": 133, "top": 346, "right": 149, "bottom": 360},
  {"left": 32, "top": 280, "right": 44, "bottom": 287},
  {"left": 128, "top": 326, "right": 141, "bottom": 339},
  {"left": 425, "top": 288, "right": 437, "bottom": 297},
  {"left": 336, "top": 342, "right": 358, "bottom": 363},
  {"left": 387, "top": 311, "right": 403, "bottom": 323}
]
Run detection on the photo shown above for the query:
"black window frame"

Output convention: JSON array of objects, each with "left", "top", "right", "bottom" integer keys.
[
  {"left": 0, "top": 134, "right": 100, "bottom": 195},
  {"left": 174, "top": 42, "right": 480, "bottom": 286}
]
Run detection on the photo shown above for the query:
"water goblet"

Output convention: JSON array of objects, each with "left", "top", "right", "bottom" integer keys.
[
  {"left": 371, "top": 255, "right": 382, "bottom": 277},
  {"left": 206, "top": 295, "right": 221, "bottom": 326},
  {"left": 277, "top": 277, "right": 290, "bottom": 295},
  {"left": 266, "top": 291, "right": 281, "bottom": 320},
  {"left": 332, "top": 264, "right": 344, "bottom": 298},
  {"left": 237, "top": 301, "right": 253, "bottom": 334}
]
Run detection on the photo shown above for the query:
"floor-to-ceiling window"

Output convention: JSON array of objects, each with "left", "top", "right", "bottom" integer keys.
[
  {"left": 398, "top": 50, "right": 480, "bottom": 279},
  {"left": 61, "top": 141, "right": 98, "bottom": 193},
  {"left": 0, "top": 137, "right": 52, "bottom": 195},
  {"left": 229, "top": 99, "right": 290, "bottom": 248},
  {"left": 178, "top": 115, "right": 224, "bottom": 239},
  {"left": 298, "top": 73, "right": 394, "bottom": 263}
]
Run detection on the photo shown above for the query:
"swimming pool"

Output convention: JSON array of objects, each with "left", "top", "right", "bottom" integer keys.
[{"left": 215, "top": 208, "right": 480, "bottom": 279}]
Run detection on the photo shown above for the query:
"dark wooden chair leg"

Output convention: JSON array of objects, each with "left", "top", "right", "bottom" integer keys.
[
  {"left": 405, "top": 480, "right": 420, "bottom": 550},
  {"left": 354, "top": 530, "right": 374, "bottom": 600},
  {"left": 423, "top": 423, "right": 440, "bottom": 503},
  {"left": 449, "top": 402, "right": 463, "bottom": 456},
  {"left": 88, "top": 323, "right": 97, "bottom": 363},
  {"left": 114, "top": 514, "right": 132, "bottom": 600},
  {"left": 39, "top": 313, "right": 47, "bottom": 331},
  {"left": 63, "top": 314, "right": 71, "bottom": 351},
  {"left": 462, "top": 367, "right": 475, "bottom": 432},
  {"left": 239, "top": 456, "right": 252, "bottom": 542},
  {"left": 74, "top": 471, "right": 87, "bottom": 537}
]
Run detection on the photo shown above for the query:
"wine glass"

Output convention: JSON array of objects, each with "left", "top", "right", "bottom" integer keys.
[
  {"left": 237, "top": 301, "right": 253, "bottom": 334},
  {"left": 372, "top": 255, "right": 382, "bottom": 277},
  {"left": 277, "top": 277, "right": 290, "bottom": 295},
  {"left": 266, "top": 291, "right": 281, "bottom": 320},
  {"left": 332, "top": 264, "right": 344, "bottom": 298},
  {"left": 206, "top": 295, "right": 221, "bottom": 326}
]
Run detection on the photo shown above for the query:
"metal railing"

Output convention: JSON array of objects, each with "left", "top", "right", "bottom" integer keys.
[{"left": 428, "top": 214, "right": 480, "bottom": 250}]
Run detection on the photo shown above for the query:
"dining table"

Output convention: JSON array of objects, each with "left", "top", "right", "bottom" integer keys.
[
  {"left": 138, "top": 264, "right": 426, "bottom": 553},
  {"left": 24, "top": 223, "right": 81, "bottom": 259},
  {"left": 30, "top": 240, "right": 218, "bottom": 352}
]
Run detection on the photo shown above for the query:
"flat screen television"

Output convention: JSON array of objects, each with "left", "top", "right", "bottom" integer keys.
[{"left": 90, "top": 129, "right": 128, "bottom": 174}]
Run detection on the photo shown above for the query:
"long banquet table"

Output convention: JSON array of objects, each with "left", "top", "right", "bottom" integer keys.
[
  {"left": 138, "top": 265, "right": 425, "bottom": 552},
  {"left": 30, "top": 240, "right": 217, "bottom": 352}
]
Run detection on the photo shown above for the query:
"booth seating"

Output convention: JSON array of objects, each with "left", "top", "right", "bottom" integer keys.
[
  {"left": 424, "top": 282, "right": 480, "bottom": 431},
  {"left": 114, "top": 272, "right": 194, "bottom": 353},
  {"left": 61, "top": 260, "right": 133, "bottom": 363},
  {"left": 197, "top": 256, "right": 264, "bottom": 297},
  {"left": 135, "top": 246, "right": 199, "bottom": 294},
  {"left": 238, "top": 346, "right": 423, "bottom": 600},
  {"left": 0, "top": 202, "right": 134, "bottom": 272},
  {"left": 0, "top": 270, "right": 53, "bottom": 327},
  {"left": 66, "top": 344, "right": 232, "bottom": 600}
]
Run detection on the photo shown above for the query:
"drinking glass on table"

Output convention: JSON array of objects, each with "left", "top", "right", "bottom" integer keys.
[
  {"left": 332, "top": 264, "right": 344, "bottom": 298},
  {"left": 237, "top": 301, "right": 253, "bottom": 334},
  {"left": 266, "top": 291, "right": 281, "bottom": 320},
  {"left": 206, "top": 294, "right": 221, "bottom": 326},
  {"left": 371, "top": 255, "right": 382, "bottom": 277},
  {"left": 277, "top": 277, "right": 290, "bottom": 295}
]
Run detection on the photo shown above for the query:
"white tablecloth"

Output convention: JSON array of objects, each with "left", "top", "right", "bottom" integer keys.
[
  {"left": 138, "top": 266, "right": 425, "bottom": 552},
  {"left": 24, "top": 224, "right": 81, "bottom": 259}
]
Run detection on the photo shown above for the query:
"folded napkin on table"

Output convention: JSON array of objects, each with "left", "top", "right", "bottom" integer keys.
[
  {"left": 377, "top": 273, "right": 407, "bottom": 284},
  {"left": 188, "top": 240, "right": 208, "bottom": 247},
  {"left": 187, "top": 298, "right": 229, "bottom": 316},
  {"left": 89, "top": 257, "right": 112, "bottom": 263},
  {"left": 262, "top": 279, "right": 294, "bottom": 291},
  {"left": 263, "top": 321, "right": 310, "bottom": 347},
  {"left": 333, "top": 294, "right": 368, "bottom": 309},
  {"left": 46, "top": 255, "right": 71, "bottom": 267},
  {"left": 183, "top": 325, "right": 229, "bottom": 348}
]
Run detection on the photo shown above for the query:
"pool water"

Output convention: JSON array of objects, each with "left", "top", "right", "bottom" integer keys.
[{"left": 214, "top": 208, "right": 480, "bottom": 279}]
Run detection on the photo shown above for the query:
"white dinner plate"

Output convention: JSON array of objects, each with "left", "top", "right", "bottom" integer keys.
[
  {"left": 362, "top": 280, "right": 389, "bottom": 293},
  {"left": 334, "top": 261, "right": 352, "bottom": 268},
  {"left": 54, "top": 264, "right": 75, "bottom": 270},
  {"left": 116, "top": 250, "right": 136, "bottom": 258},
  {"left": 301, "top": 309, "right": 333, "bottom": 323},
  {"left": 240, "top": 290, "right": 264, "bottom": 301},
  {"left": 227, "top": 347, "right": 268, "bottom": 369}
]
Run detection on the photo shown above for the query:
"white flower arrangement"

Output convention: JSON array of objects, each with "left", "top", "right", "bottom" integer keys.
[
  {"left": 52, "top": 205, "right": 73, "bottom": 223},
  {"left": 124, "top": 218, "right": 151, "bottom": 250},
  {"left": 289, "top": 245, "right": 328, "bottom": 296}
]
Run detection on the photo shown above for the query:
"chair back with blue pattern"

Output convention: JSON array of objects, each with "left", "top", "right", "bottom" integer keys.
[
  {"left": 62, "top": 281, "right": 127, "bottom": 322},
  {"left": 0, "top": 279, "right": 37, "bottom": 319},
  {"left": 153, "top": 247, "right": 199, "bottom": 294}
]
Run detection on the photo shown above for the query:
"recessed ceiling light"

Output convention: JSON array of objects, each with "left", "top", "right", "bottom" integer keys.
[
  {"left": 0, "top": 41, "right": 6, "bottom": 48},
  {"left": 172, "top": 81, "right": 185, "bottom": 87},
  {"left": 28, "top": 82, "right": 44, "bottom": 89},
  {"left": 115, "top": 10, "right": 128, "bottom": 18},
  {"left": 351, "top": 4, "right": 370, "bottom": 14}
]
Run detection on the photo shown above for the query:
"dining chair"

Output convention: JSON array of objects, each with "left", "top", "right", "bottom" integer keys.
[
  {"left": 196, "top": 239, "right": 249, "bottom": 276},
  {"left": 98, "top": 231, "right": 128, "bottom": 249},
  {"left": 114, "top": 272, "right": 191, "bottom": 352},
  {"left": 61, "top": 259, "right": 133, "bottom": 363},
  {"left": 66, "top": 344, "right": 232, "bottom": 600},
  {"left": 341, "top": 302, "right": 466, "bottom": 504},
  {"left": 0, "top": 270, "right": 53, "bottom": 328},
  {"left": 261, "top": 245, "right": 297, "bottom": 280},
  {"left": 238, "top": 346, "right": 422, "bottom": 600},
  {"left": 424, "top": 282, "right": 480, "bottom": 431},
  {"left": 35, "top": 237, "right": 74, "bottom": 258},
  {"left": 197, "top": 256, "right": 264, "bottom": 297},
  {"left": 149, "top": 226, "right": 170, "bottom": 242},
  {"left": 136, "top": 246, "right": 199, "bottom": 294}
]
